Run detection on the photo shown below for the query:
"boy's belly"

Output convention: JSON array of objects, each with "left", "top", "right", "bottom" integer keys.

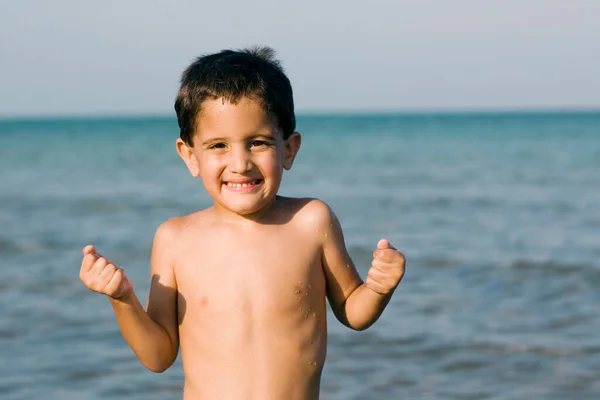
[
  {"left": 180, "top": 313, "right": 327, "bottom": 400},
  {"left": 177, "top": 260, "right": 328, "bottom": 399}
]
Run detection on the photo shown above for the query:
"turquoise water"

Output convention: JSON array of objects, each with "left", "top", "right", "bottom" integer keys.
[{"left": 1, "top": 112, "right": 600, "bottom": 399}]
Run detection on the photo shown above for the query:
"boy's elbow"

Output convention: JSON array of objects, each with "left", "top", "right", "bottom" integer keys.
[
  {"left": 147, "top": 364, "right": 170, "bottom": 374},
  {"left": 336, "top": 312, "right": 375, "bottom": 331},
  {"left": 144, "top": 357, "right": 175, "bottom": 373},
  {"left": 346, "top": 320, "right": 375, "bottom": 331},
  {"left": 141, "top": 347, "right": 178, "bottom": 373},
  {"left": 350, "top": 324, "right": 369, "bottom": 332}
]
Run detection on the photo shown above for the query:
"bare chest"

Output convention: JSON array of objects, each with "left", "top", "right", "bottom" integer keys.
[{"left": 174, "top": 229, "right": 326, "bottom": 323}]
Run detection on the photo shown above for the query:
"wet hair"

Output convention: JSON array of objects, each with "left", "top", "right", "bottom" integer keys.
[{"left": 175, "top": 46, "right": 296, "bottom": 146}]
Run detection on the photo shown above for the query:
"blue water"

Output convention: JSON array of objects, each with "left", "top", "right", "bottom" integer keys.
[{"left": 1, "top": 112, "right": 600, "bottom": 399}]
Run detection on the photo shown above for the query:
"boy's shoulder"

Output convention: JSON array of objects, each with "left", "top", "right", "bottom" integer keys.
[
  {"left": 153, "top": 208, "right": 213, "bottom": 241},
  {"left": 277, "top": 196, "right": 338, "bottom": 230}
]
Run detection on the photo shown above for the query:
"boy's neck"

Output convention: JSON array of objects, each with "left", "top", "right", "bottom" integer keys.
[{"left": 211, "top": 196, "right": 283, "bottom": 226}]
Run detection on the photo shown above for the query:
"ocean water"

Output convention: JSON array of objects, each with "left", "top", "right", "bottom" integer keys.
[{"left": 1, "top": 112, "right": 599, "bottom": 399}]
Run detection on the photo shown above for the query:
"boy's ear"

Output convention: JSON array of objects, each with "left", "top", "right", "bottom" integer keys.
[
  {"left": 283, "top": 132, "right": 302, "bottom": 170},
  {"left": 176, "top": 138, "right": 200, "bottom": 177}
]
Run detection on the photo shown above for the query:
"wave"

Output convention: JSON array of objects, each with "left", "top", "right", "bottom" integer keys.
[
  {"left": 0, "top": 236, "right": 72, "bottom": 256},
  {"left": 3, "top": 196, "right": 187, "bottom": 217},
  {"left": 509, "top": 259, "right": 599, "bottom": 275}
]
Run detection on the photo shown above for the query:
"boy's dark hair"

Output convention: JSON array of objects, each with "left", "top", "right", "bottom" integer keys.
[{"left": 175, "top": 46, "right": 296, "bottom": 145}]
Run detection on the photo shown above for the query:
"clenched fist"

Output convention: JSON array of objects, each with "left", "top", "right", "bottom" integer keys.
[
  {"left": 79, "top": 245, "right": 133, "bottom": 300},
  {"left": 365, "top": 239, "right": 406, "bottom": 295}
]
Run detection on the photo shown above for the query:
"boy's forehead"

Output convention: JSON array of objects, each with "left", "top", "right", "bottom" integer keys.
[{"left": 194, "top": 97, "right": 281, "bottom": 139}]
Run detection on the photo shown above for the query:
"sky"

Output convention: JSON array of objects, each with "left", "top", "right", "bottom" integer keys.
[{"left": 1, "top": 0, "right": 599, "bottom": 116}]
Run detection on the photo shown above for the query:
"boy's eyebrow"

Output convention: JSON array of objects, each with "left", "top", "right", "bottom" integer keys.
[
  {"left": 249, "top": 134, "right": 277, "bottom": 140},
  {"left": 200, "top": 133, "right": 277, "bottom": 146},
  {"left": 200, "top": 137, "right": 227, "bottom": 145}
]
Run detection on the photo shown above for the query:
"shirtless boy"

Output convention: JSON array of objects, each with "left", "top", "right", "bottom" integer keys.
[{"left": 79, "top": 47, "right": 406, "bottom": 399}]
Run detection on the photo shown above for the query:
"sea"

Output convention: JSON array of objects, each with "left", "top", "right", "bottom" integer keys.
[{"left": 1, "top": 112, "right": 599, "bottom": 399}]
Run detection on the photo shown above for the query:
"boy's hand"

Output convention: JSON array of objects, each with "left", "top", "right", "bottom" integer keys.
[
  {"left": 366, "top": 239, "right": 406, "bottom": 295},
  {"left": 79, "top": 245, "right": 133, "bottom": 300}
]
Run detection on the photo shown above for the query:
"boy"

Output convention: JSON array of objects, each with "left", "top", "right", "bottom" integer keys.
[{"left": 79, "top": 47, "right": 405, "bottom": 399}]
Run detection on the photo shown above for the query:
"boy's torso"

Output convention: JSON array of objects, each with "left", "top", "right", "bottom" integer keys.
[{"left": 173, "top": 198, "right": 328, "bottom": 399}]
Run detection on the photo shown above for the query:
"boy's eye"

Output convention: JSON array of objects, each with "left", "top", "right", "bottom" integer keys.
[
  {"left": 250, "top": 140, "right": 270, "bottom": 147},
  {"left": 209, "top": 143, "right": 226, "bottom": 149}
]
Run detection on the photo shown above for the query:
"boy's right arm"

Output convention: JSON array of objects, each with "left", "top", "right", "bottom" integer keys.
[{"left": 79, "top": 220, "right": 180, "bottom": 373}]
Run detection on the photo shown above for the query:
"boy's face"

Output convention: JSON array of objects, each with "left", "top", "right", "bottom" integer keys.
[{"left": 176, "top": 97, "right": 301, "bottom": 217}]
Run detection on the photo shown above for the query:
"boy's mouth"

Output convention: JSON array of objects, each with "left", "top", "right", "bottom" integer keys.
[{"left": 223, "top": 179, "right": 264, "bottom": 191}]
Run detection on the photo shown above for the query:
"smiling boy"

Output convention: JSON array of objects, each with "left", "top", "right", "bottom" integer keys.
[{"left": 79, "top": 47, "right": 406, "bottom": 399}]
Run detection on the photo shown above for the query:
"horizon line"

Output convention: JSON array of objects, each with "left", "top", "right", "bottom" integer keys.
[{"left": 1, "top": 106, "right": 600, "bottom": 121}]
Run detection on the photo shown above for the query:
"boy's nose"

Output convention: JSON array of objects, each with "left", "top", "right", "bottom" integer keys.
[{"left": 228, "top": 148, "right": 253, "bottom": 174}]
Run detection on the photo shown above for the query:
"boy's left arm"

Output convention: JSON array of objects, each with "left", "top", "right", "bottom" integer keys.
[
  {"left": 318, "top": 202, "right": 406, "bottom": 330},
  {"left": 343, "top": 238, "right": 405, "bottom": 330}
]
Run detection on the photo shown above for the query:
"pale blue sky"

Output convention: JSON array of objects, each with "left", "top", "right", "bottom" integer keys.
[{"left": 1, "top": 0, "right": 599, "bottom": 116}]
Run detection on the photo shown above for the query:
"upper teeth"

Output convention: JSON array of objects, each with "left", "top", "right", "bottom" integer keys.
[{"left": 227, "top": 182, "right": 255, "bottom": 187}]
